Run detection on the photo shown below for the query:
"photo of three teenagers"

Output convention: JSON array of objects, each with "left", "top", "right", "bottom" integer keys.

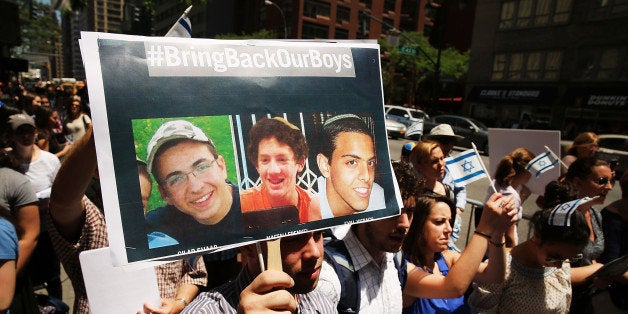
[
  {"left": 133, "top": 112, "right": 389, "bottom": 251},
  {"left": 82, "top": 34, "right": 399, "bottom": 264}
]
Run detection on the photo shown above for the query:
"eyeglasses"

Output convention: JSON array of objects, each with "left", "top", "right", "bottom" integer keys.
[
  {"left": 545, "top": 253, "right": 583, "bottom": 264},
  {"left": 593, "top": 177, "right": 613, "bottom": 186},
  {"left": 161, "top": 159, "right": 216, "bottom": 189}
]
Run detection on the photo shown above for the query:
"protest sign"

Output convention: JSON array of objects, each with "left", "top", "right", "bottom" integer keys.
[{"left": 80, "top": 32, "right": 400, "bottom": 264}]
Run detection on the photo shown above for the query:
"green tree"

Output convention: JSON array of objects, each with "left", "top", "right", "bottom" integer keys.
[
  {"left": 379, "top": 31, "right": 469, "bottom": 111},
  {"left": 214, "top": 29, "right": 277, "bottom": 40},
  {"left": 15, "top": 0, "right": 61, "bottom": 56}
]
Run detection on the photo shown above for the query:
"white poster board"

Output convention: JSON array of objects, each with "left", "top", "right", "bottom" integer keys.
[
  {"left": 80, "top": 32, "right": 401, "bottom": 265},
  {"left": 79, "top": 247, "right": 161, "bottom": 313},
  {"left": 488, "top": 128, "right": 561, "bottom": 195}
]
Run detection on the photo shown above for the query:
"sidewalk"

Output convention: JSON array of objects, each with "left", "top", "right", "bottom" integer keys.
[{"left": 34, "top": 266, "right": 74, "bottom": 313}]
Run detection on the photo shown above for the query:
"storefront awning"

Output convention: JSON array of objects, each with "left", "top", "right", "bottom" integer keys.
[{"left": 467, "top": 86, "right": 557, "bottom": 104}]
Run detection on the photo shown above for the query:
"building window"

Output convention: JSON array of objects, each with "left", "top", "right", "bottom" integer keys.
[
  {"left": 499, "top": 0, "right": 572, "bottom": 29},
  {"left": 492, "top": 54, "right": 507, "bottom": 80},
  {"left": 302, "top": 21, "right": 329, "bottom": 39},
  {"left": 589, "top": 0, "right": 628, "bottom": 19},
  {"left": 359, "top": 0, "right": 373, "bottom": 9},
  {"left": 383, "top": 17, "right": 394, "bottom": 28},
  {"left": 492, "top": 51, "right": 563, "bottom": 81},
  {"left": 384, "top": 0, "right": 396, "bottom": 12},
  {"left": 335, "top": 28, "right": 349, "bottom": 39},
  {"left": 336, "top": 5, "right": 350, "bottom": 24},
  {"left": 303, "top": 0, "right": 331, "bottom": 19},
  {"left": 575, "top": 46, "right": 627, "bottom": 81}
]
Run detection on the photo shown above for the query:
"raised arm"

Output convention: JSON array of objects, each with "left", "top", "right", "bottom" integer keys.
[
  {"left": 467, "top": 231, "right": 507, "bottom": 284},
  {"left": 49, "top": 125, "right": 96, "bottom": 241},
  {"left": 14, "top": 203, "right": 39, "bottom": 273},
  {"left": 404, "top": 193, "right": 515, "bottom": 298}
]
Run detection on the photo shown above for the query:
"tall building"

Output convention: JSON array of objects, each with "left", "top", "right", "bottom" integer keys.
[
  {"left": 152, "top": 0, "right": 428, "bottom": 40},
  {"left": 60, "top": 0, "right": 125, "bottom": 80},
  {"left": 465, "top": 0, "right": 627, "bottom": 137},
  {"left": 153, "top": 1, "right": 259, "bottom": 38}
]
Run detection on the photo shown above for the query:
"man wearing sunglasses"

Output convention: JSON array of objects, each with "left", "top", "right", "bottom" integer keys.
[{"left": 145, "top": 119, "right": 242, "bottom": 246}]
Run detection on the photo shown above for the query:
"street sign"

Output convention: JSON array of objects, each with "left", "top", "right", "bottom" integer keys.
[{"left": 398, "top": 46, "right": 417, "bottom": 56}]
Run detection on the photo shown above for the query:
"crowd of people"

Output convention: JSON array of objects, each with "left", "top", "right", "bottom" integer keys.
[{"left": 0, "top": 81, "right": 626, "bottom": 314}]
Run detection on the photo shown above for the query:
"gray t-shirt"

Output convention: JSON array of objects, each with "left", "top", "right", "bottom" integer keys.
[{"left": 0, "top": 167, "right": 38, "bottom": 212}]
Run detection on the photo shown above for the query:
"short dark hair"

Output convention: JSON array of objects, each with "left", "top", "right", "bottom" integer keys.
[
  {"left": 565, "top": 157, "right": 609, "bottom": 182},
  {"left": 531, "top": 208, "right": 589, "bottom": 247},
  {"left": 319, "top": 114, "right": 373, "bottom": 161},
  {"left": 246, "top": 117, "right": 308, "bottom": 166},
  {"left": 392, "top": 160, "right": 425, "bottom": 201},
  {"left": 541, "top": 179, "right": 577, "bottom": 209}
]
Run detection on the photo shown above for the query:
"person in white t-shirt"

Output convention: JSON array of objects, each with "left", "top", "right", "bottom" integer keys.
[{"left": 7, "top": 113, "right": 62, "bottom": 299}]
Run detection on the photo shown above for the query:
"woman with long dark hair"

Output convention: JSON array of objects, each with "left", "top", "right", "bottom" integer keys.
[{"left": 402, "top": 193, "right": 507, "bottom": 314}]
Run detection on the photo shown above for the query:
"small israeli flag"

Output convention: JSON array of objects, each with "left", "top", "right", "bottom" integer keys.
[
  {"left": 444, "top": 149, "right": 487, "bottom": 186},
  {"left": 526, "top": 151, "right": 557, "bottom": 178},
  {"left": 548, "top": 196, "right": 597, "bottom": 226},
  {"left": 165, "top": 6, "right": 192, "bottom": 38},
  {"left": 406, "top": 120, "right": 424, "bottom": 138}
]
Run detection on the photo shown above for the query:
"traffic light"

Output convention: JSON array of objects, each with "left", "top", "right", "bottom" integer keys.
[
  {"left": 424, "top": 0, "right": 441, "bottom": 29},
  {"left": 423, "top": 0, "right": 444, "bottom": 47},
  {"left": 133, "top": 5, "right": 141, "bottom": 22}
]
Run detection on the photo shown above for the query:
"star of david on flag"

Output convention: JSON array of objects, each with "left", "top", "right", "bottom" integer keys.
[
  {"left": 526, "top": 151, "right": 558, "bottom": 178},
  {"left": 548, "top": 196, "right": 597, "bottom": 226},
  {"left": 406, "top": 120, "right": 424, "bottom": 138},
  {"left": 444, "top": 149, "right": 487, "bottom": 186}
]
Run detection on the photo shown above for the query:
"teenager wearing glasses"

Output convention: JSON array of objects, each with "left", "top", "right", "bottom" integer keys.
[
  {"left": 469, "top": 203, "right": 591, "bottom": 313},
  {"left": 145, "top": 119, "right": 242, "bottom": 246},
  {"left": 564, "top": 157, "right": 614, "bottom": 313}
]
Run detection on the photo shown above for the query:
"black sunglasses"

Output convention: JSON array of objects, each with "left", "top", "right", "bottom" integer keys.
[{"left": 594, "top": 177, "right": 613, "bottom": 186}]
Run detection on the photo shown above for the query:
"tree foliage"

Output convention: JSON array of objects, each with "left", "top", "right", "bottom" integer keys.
[
  {"left": 379, "top": 31, "right": 469, "bottom": 109},
  {"left": 15, "top": 0, "right": 61, "bottom": 56},
  {"left": 213, "top": 29, "right": 277, "bottom": 40}
]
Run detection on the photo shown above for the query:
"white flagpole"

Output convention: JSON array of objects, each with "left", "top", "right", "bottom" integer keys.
[
  {"left": 472, "top": 142, "right": 497, "bottom": 194},
  {"left": 544, "top": 145, "right": 568, "bottom": 170}
]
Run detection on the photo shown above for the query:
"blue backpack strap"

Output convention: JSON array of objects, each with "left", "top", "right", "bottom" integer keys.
[
  {"left": 323, "top": 238, "right": 360, "bottom": 314},
  {"left": 394, "top": 250, "right": 408, "bottom": 289}
]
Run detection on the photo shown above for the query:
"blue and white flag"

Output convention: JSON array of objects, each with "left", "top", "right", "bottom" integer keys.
[
  {"left": 444, "top": 149, "right": 487, "bottom": 186},
  {"left": 406, "top": 120, "right": 424, "bottom": 138},
  {"left": 548, "top": 196, "right": 597, "bottom": 226},
  {"left": 526, "top": 151, "right": 557, "bottom": 178},
  {"left": 165, "top": 6, "right": 192, "bottom": 38}
]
